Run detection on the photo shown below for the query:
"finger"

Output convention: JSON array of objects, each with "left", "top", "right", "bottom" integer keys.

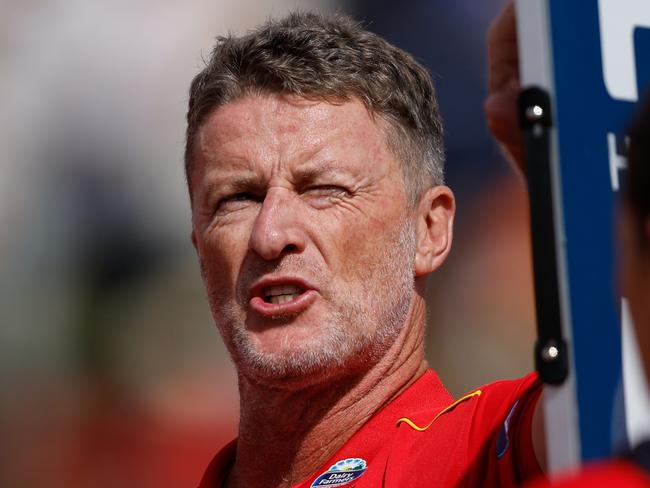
[
  {"left": 487, "top": 1, "right": 520, "bottom": 93},
  {"left": 484, "top": 91, "right": 526, "bottom": 173}
]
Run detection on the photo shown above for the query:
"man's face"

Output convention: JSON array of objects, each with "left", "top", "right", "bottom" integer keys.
[{"left": 190, "top": 94, "right": 417, "bottom": 387}]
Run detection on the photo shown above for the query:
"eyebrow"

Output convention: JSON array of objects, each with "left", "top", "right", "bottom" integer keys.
[
  {"left": 292, "top": 159, "right": 355, "bottom": 182},
  {"left": 202, "top": 154, "right": 257, "bottom": 183},
  {"left": 199, "top": 156, "right": 357, "bottom": 203},
  {"left": 207, "top": 172, "right": 263, "bottom": 192},
  {"left": 196, "top": 170, "right": 261, "bottom": 206}
]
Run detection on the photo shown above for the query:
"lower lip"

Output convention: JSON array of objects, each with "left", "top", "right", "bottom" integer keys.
[{"left": 249, "top": 290, "right": 318, "bottom": 318}]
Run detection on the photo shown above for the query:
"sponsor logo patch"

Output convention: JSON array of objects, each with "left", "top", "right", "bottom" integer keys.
[{"left": 310, "top": 458, "right": 368, "bottom": 487}]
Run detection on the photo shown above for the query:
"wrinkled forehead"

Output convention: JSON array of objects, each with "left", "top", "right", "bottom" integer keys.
[
  {"left": 193, "top": 94, "right": 398, "bottom": 176},
  {"left": 200, "top": 96, "right": 335, "bottom": 149}
]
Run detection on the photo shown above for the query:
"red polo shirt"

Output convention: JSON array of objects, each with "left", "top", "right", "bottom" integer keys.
[
  {"left": 199, "top": 369, "right": 542, "bottom": 487},
  {"left": 525, "top": 460, "right": 650, "bottom": 487}
]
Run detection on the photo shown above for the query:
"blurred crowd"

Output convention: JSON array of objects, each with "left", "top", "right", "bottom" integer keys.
[{"left": 0, "top": 0, "right": 533, "bottom": 486}]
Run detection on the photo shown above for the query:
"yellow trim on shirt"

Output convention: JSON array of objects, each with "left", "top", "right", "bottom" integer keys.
[{"left": 396, "top": 390, "right": 482, "bottom": 431}]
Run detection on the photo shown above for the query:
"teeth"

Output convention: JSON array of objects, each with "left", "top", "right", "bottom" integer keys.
[
  {"left": 262, "top": 284, "right": 303, "bottom": 298},
  {"left": 269, "top": 293, "right": 301, "bottom": 304}
]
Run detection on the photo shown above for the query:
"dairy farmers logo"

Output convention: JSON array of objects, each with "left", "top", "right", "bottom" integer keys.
[{"left": 310, "top": 458, "right": 368, "bottom": 487}]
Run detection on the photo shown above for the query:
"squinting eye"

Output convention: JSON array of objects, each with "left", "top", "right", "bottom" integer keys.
[
  {"left": 305, "top": 186, "right": 349, "bottom": 197},
  {"left": 216, "top": 192, "right": 259, "bottom": 212},
  {"left": 229, "top": 193, "right": 255, "bottom": 202}
]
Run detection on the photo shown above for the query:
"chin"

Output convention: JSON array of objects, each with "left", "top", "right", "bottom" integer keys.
[
  {"left": 231, "top": 330, "right": 375, "bottom": 389},
  {"left": 236, "top": 353, "right": 349, "bottom": 390}
]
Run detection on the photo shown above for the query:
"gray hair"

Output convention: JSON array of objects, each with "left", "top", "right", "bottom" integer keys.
[{"left": 185, "top": 11, "right": 445, "bottom": 204}]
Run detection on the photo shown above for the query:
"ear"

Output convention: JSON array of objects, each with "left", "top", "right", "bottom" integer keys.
[{"left": 414, "top": 186, "right": 455, "bottom": 277}]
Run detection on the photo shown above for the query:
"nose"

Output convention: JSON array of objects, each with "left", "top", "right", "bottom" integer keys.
[{"left": 248, "top": 188, "right": 306, "bottom": 260}]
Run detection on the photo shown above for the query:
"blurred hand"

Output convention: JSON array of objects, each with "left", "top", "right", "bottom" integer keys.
[{"left": 485, "top": 1, "right": 526, "bottom": 173}]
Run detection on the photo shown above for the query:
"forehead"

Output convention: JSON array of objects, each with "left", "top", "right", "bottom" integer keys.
[{"left": 194, "top": 94, "right": 395, "bottom": 174}]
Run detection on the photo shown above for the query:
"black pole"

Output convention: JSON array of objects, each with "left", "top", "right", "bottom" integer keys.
[{"left": 518, "top": 86, "right": 569, "bottom": 385}]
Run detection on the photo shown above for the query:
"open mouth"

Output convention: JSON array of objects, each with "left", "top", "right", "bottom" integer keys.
[
  {"left": 249, "top": 277, "right": 317, "bottom": 318},
  {"left": 262, "top": 284, "right": 305, "bottom": 304}
]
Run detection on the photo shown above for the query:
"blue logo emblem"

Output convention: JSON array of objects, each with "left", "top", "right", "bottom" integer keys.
[
  {"left": 310, "top": 458, "right": 368, "bottom": 487},
  {"left": 496, "top": 400, "right": 519, "bottom": 459}
]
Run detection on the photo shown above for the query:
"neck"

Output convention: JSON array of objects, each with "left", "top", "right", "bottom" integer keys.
[{"left": 226, "top": 293, "right": 428, "bottom": 488}]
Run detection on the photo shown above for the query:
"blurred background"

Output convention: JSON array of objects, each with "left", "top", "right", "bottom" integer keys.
[{"left": 0, "top": 0, "right": 534, "bottom": 486}]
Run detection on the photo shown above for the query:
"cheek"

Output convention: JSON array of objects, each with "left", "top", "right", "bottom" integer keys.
[
  {"left": 326, "top": 205, "right": 397, "bottom": 273},
  {"left": 198, "top": 225, "right": 251, "bottom": 291}
]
